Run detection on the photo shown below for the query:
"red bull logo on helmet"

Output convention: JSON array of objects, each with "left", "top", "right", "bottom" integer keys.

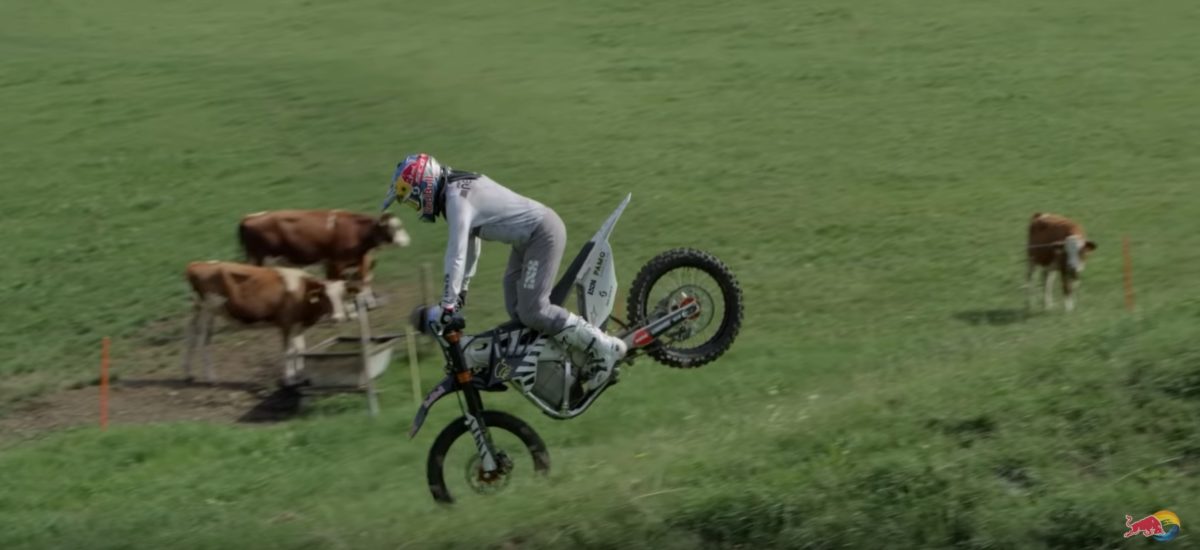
[
  {"left": 399, "top": 154, "right": 428, "bottom": 186},
  {"left": 1124, "top": 510, "right": 1181, "bottom": 542},
  {"left": 398, "top": 153, "right": 439, "bottom": 218}
]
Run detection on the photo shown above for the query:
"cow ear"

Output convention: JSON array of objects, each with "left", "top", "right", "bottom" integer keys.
[{"left": 1085, "top": 240, "right": 1097, "bottom": 251}]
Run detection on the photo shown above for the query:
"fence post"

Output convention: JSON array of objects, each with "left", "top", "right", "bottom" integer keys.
[
  {"left": 99, "top": 337, "right": 111, "bottom": 431},
  {"left": 356, "top": 297, "right": 380, "bottom": 418},
  {"left": 1122, "top": 235, "right": 1136, "bottom": 312},
  {"left": 406, "top": 330, "right": 422, "bottom": 406},
  {"left": 418, "top": 263, "right": 435, "bottom": 357}
]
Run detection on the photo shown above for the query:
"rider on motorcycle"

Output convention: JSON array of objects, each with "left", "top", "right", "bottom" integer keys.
[{"left": 382, "top": 153, "right": 627, "bottom": 390}]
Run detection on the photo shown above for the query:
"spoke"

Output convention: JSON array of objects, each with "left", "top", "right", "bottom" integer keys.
[{"left": 646, "top": 266, "right": 724, "bottom": 350}]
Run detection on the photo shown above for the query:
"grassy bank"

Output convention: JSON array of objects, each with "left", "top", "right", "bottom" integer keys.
[{"left": 1, "top": 0, "right": 1197, "bottom": 547}]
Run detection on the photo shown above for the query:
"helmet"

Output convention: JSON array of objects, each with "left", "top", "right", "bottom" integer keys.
[{"left": 381, "top": 153, "right": 444, "bottom": 223}]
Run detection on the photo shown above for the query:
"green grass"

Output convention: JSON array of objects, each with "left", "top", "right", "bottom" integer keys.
[{"left": 3, "top": 0, "right": 1200, "bottom": 547}]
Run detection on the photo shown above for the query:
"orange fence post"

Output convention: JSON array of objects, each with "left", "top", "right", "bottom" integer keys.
[
  {"left": 100, "top": 337, "right": 111, "bottom": 430},
  {"left": 1122, "top": 236, "right": 1136, "bottom": 312}
]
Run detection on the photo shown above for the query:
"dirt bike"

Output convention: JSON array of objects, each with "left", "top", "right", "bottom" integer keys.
[{"left": 408, "top": 194, "right": 743, "bottom": 503}]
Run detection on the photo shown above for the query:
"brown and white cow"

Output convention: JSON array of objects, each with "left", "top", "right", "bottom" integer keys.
[
  {"left": 238, "top": 209, "right": 410, "bottom": 308},
  {"left": 182, "top": 261, "right": 352, "bottom": 385},
  {"left": 1027, "top": 212, "right": 1097, "bottom": 312}
]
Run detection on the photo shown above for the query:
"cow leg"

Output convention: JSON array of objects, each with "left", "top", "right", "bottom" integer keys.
[
  {"left": 181, "top": 307, "right": 200, "bottom": 382},
  {"left": 200, "top": 310, "right": 217, "bottom": 383},
  {"left": 280, "top": 331, "right": 294, "bottom": 387},
  {"left": 1042, "top": 269, "right": 1057, "bottom": 310},
  {"left": 1025, "top": 262, "right": 1037, "bottom": 311},
  {"left": 281, "top": 330, "right": 307, "bottom": 387},
  {"left": 278, "top": 331, "right": 292, "bottom": 386},
  {"left": 291, "top": 334, "right": 307, "bottom": 384},
  {"left": 359, "top": 254, "right": 373, "bottom": 285},
  {"left": 1063, "top": 274, "right": 1077, "bottom": 313},
  {"left": 326, "top": 260, "right": 361, "bottom": 318},
  {"left": 192, "top": 308, "right": 211, "bottom": 383},
  {"left": 359, "top": 254, "right": 379, "bottom": 309}
]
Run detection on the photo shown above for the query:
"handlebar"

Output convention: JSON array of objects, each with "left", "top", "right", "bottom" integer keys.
[
  {"left": 441, "top": 313, "right": 466, "bottom": 334},
  {"left": 409, "top": 304, "right": 466, "bottom": 340}
]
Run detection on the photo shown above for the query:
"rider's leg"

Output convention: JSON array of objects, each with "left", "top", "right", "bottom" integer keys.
[
  {"left": 512, "top": 211, "right": 569, "bottom": 334},
  {"left": 514, "top": 210, "right": 626, "bottom": 391},
  {"left": 502, "top": 248, "right": 522, "bottom": 322}
]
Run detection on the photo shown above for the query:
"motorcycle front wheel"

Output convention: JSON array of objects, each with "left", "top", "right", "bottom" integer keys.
[
  {"left": 627, "top": 248, "right": 744, "bottom": 368},
  {"left": 426, "top": 410, "right": 551, "bottom": 504}
]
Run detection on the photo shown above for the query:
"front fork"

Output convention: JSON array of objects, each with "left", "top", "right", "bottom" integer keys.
[
  {"left": 445, "top": 331, "right": 503, "bottom": 473},
  {"left": 460, "top": 380, "right": 502, "bottom": 473}
]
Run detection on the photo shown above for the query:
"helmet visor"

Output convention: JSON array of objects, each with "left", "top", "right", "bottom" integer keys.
[
  {"left": 394, "top": 180, "right": 420, "bottom": 211},
  {"left": 382, "top": 164, "right": 421, "bottom": 212}
]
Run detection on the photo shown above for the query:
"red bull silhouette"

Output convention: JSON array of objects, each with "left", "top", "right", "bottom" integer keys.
[{"left": 1124, "top": 514, "right": 1166, "bottom": 538}]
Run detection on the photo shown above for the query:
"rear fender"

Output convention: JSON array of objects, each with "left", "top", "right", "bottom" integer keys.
[{"left": 409, "top": 375, "right": 459, "bottom": 438}]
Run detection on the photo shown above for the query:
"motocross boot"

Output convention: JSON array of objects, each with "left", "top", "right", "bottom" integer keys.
[{"left": 552, "top": 313, "right": 627, "bottom": 391}]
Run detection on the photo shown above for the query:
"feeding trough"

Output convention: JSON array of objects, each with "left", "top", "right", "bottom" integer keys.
[
  {"left": 300, "top": 335, "right": 397, "bottom": 388},
  {"left": 295, "top": 294, "right": 412, "bottom": 416}
]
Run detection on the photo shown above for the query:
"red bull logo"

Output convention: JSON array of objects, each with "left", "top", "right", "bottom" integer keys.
[
  {"left": 400, "top": 154, "right": 429, "bottom": 186},
  {"left": 1124, "top": 510, "right": 1181, "bottom": 542}
]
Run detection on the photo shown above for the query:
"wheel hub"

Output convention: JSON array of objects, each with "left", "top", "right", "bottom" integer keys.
[
  {"left": 465, "top": 452, "right": 513, "bottom": 494},
  {"left": 656, "top": 285, "right": 715, "bottom": 342}
]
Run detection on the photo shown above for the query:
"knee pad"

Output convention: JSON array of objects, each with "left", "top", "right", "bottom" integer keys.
[
  {"left": 516, "top": 308, "right": 546, "bottom": 332},
  {"left": 522, "top": 307, "right": 571, "bottom": 336}
]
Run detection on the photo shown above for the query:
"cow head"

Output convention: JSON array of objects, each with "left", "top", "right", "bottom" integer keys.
[
  {"left": 377, "top": 213, "right": 411, "bottom": 247},
  {"left": 1063, "top": 235, "right": 1098, "bottom": 275}
]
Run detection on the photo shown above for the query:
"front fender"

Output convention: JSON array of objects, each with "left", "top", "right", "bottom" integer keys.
[{"left": 409, "top": 375, "right": 459, "bottom": 438}]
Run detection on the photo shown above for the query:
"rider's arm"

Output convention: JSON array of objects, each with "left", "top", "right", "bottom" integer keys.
[
  {"left": 461, "top": 234, "right": 481, "bottom": 293},
  {"left": 442, "top": 192, "right": 477, "bottom": 309}
]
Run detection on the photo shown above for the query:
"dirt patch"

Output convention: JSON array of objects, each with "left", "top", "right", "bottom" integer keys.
[{"left": 0, "top": 284, "right": 426, "bottom": 444}]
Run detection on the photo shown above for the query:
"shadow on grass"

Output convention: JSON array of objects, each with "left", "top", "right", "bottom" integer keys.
[
  {"left": 952, "top": 308, "right": 1031, "bottom": 326},
  {"left": 120, "top": 378, "right": 305, "bottom": 424},
  {"left": 237, "top": 387, "right": 305, "bottom": 423}
]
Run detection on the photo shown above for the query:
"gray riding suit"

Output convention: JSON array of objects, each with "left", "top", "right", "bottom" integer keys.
[{"left": 442, "top": 175, "right": 570, "bottom": 335}]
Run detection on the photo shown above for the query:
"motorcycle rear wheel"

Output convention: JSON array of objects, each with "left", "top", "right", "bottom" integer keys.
[
  {"left": 426, "top": 410, "right": 551, "bottom": 504},
  {"left": 627, "top": 248, "right": 744, "bottom": 368}
]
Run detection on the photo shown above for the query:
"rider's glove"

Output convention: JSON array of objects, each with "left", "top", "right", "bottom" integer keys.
[
  {"left": 456, "top": 290, "right": 468, "bottom": 309},
  {"left": 430, "top": 304, "right": 465, "bottom": 335}
]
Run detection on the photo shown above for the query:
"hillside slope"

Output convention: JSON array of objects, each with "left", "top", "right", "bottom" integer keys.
[{"left": 1, "top": 0, "right": 1197, "bottom": 547}]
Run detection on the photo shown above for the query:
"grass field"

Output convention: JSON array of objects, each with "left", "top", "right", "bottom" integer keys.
[{"left": 2, "top": 0, "right": 1199, "bottom": 547}]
